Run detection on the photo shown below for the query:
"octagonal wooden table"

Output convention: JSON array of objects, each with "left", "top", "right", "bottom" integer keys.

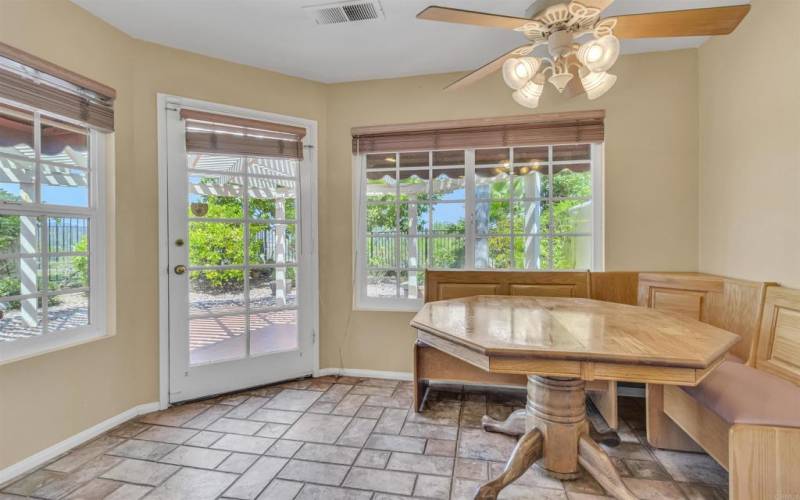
[{"left": 410, "top": 295, "right": 739, "bottom": 500}]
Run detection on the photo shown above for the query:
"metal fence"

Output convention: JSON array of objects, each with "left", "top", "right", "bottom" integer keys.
[
  {"left": 48, "top": 218, "right": 88, "bottom": 288},
  {"left": 367, "top": 235, "right": 465, "bottom": 268},
  {"left": 252, "top": 227, "right": 297, "bottom": 264},
  {"left": 49, "top": 217, "right": 88, "bottom": 253}
]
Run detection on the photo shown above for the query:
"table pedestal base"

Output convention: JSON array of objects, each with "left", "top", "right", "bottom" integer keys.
[{"left": 476, "top": 376, "right": 637, "bottom": 500}]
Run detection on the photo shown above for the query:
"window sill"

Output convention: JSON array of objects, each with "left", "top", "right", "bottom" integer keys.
[{"left": 0, "top": 328, "right": 114, "bottom": 366}]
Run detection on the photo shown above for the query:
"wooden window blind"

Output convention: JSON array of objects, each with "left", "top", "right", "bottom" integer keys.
[
  {"left": 0, "top": 42, "right": 115, "bottom": 131},
  {"left": 351, "top": 110, "right": 604, "bottom": 154},
  {"left": 180, "top": 109, "right": 307, "bottom": 160}
]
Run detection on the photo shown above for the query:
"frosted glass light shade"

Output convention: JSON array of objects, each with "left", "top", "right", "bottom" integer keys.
[
  {"left": 511, "top": 81, "right": 543, "bottom": 108},
  {"left": 580, "top": 69, "right": 617, "bottom": 100},
  {"left": 502, "top": 57, "right": 541, "bottom": 90},
  {"left": 548, "top": 72, "right": 573, "bottom": 93},
  {"left": 577, "top": 35, "right": 620, "bottom": 73}
]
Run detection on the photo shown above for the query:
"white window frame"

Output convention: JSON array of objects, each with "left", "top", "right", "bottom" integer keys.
[
  {"left": 0, "top": 98, "right": 109, "bottom": 364},
  {"left": 354, "top": 143, "right": 604, "bottom": 312}
]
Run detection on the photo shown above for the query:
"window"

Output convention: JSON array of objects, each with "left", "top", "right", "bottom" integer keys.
[
  {"left": 355, "top": 142, "right": 602, "bottom": 310},
  {"left": 0, "top": 102, "right": 108, "bottom": 361}
]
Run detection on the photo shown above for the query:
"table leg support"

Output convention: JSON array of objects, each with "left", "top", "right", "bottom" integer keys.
[
  {"left": 476, "top": 427, "right": 543, "bottom": 500},
  {"left": 578, "top": 435, "right": 637, "bottom": 500},
  {"left": 481, "top": 409, "right": 526, "bottom": 438},
  {"left": 527, "top": 376, "right": 587, "bottom": 479},
  {"left": 475, "top": 376, "right": 639, "bottom": 500},
  {"left": 589, "top": 423, "right": 622, "bottom": 447}
]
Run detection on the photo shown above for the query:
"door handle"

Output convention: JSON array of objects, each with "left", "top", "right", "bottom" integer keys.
[{"left": 174, "top": 265, "right": 187, "bottom": 275}]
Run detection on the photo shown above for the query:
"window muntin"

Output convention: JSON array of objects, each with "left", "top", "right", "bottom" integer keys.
[
  {"left": 357, "top": 143, "right": 599, "bottom": 309},
  {"left": 0, "top": 101, "right": 105, "bottom": 355}
]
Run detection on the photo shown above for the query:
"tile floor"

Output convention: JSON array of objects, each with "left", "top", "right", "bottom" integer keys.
[{"left": 1, "top": 376, "right": 729, "bottom": 499}]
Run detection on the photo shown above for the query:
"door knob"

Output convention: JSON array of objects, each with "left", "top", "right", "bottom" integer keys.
[{"left": 174, "top": 265, "right": 187, "bottom": 275}]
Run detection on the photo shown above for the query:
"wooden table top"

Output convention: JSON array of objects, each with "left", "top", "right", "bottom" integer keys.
[{"left": 411, "top": 296, "right": 740, "bottom": 385}]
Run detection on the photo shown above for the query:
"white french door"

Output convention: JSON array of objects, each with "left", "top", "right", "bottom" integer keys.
[{"left": 163, "top": 96, "right": 317, "bottom": 403}]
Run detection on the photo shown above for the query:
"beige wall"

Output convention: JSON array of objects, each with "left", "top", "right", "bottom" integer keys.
[
  {"left": 0, "top": 0, "right": 138, "bottom": 472},
  {"left": 0, "top": 0, "right": 327, "bottom": 470},
  {"left": 322, "top": 49, "right": 700, "bottom": 371},
  {"left": 698, "top": 0, "right": 800, "bottom": 288},
  {"left": 2, "top": 0, "right": 705, "bottom": 471}
]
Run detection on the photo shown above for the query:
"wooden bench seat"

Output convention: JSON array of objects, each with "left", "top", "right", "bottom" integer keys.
[
  {"left": 647, "top": 285, "right": 800, "bottom": 499},
  {"left": 414, "top": 270, "right": 768, "bottom": 430},
  {"left": 682, "top": 360, "right": 800, "bottom": 427}
]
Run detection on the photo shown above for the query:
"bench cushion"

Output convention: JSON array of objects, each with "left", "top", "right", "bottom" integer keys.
[
  {"left": 682, "top": 361, "right": 800, "bottom": 427},
  {"left": 725, "top": 352, "right": 744, "bottom": 363}
]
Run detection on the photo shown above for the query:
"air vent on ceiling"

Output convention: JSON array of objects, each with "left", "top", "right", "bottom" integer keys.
[{"left": 304, "top": 0, "right": 384, "bottom": 25}]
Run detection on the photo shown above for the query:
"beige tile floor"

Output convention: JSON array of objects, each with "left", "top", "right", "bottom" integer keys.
[{"left": 1, "top": 376, "right": 729, "bottom": 499}]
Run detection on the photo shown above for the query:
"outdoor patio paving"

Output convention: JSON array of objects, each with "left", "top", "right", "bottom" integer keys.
[
  {"left": 0, "top": 304, "right": 88, "bottom": 343},
  {"left": 1, "top": 376, "right": 729, "bottom": 499},
  {"left": 0, "top": 299, "right": 297, "bottom": 364},
  {"left": 189, "top": 309, "right": 298, "bottom": 364}
]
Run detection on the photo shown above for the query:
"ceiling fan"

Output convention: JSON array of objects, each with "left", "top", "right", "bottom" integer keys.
[{"left": 416, "top": 0, "right": 750, "bottom": 108}]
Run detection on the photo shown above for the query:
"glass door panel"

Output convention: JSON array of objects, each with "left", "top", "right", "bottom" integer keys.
[{"left": 185, "top": 153, "right": 300, "bottom": 366}]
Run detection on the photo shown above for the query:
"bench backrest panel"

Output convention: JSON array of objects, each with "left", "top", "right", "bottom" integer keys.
[
  {"left": 756, "top": 286, "right": 800, "bottom": 386},
  {"left": 425, "top": 270, "right": 590, "bottom": 303},
  {"left": 589, "top": 272, "right": 640, "bottom": 305},
  {"left": 637, "top": 273, "right": 771, "bottom": 363}
]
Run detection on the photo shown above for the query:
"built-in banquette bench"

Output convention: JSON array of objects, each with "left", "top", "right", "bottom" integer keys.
[
  {"left": 415, "top": 271, "right": 770, "bottom": 427},
  {"left": 646, "top": 285, "right": 800, "bottom": 499},
  {"left": 414, "top": 270, "right": 800, "bottom": 497}
]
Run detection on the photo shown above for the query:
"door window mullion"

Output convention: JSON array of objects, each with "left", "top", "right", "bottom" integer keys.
[
  {"left": 394, "top": 153, "right": 400, "bottom": 298},
  {"left": 243, "top": 155, "right": 251, "bottom": 358},
  {"left": 34, "top": 112, "right": 48, "bottom": 332},
  {"left": 509, "top": 146, "right": 515, "bottom": 269},
  {"left": 464, "top": 149, "right": 476, "bottom": 269},
  {"left": 547, "top": 145, "right": 554, "bottom": 270}
]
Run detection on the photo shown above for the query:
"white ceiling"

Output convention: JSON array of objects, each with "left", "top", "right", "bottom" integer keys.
[{"left": 71, "top": 0, "right": 749, "bottom": 83}]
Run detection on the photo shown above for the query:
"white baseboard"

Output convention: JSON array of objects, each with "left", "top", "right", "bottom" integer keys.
[
  {"left": 316, "top": 367, "right": 412, "bottom": 381},
  {"left": 0, "top": 402, "right": 160, "bottom": 487}
]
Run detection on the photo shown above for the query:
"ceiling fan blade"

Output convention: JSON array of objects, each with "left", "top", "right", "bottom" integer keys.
[
  {"left": 444, "top": 45, "right": 533, "bottom": 92},
  {"left": 609, "top": 4, "right": 750, "bottom": 39},
  {"left": 575, "top": 0, "right": 614, "bottom": 14},
  {"left": 417, "top": 6, "right": 531, "bottom": 30}
]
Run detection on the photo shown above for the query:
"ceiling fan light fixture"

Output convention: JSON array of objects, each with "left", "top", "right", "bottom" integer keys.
[
  {"left": 502, "top": 57, "right": 541, "bottom": 90},
  {"left": 580, "top": 68, "right": 617, "bottom": 100},
  {"left": 419, "top": 2, "right": 750, "bottom": 107},
  {"left": 512, "top": 80, "right": 543, "bottom": 109},
  {"left": 548, "top": 71, "right": 574, "bottom": 93},
  {"left": 586, "top": 45, "right": 604, "bottom": 63},
  {"left": 578, "top": 35, "right": 620, "bottom": 73}
]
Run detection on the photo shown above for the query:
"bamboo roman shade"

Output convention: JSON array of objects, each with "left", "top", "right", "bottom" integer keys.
[
  {"left": 181, "top": 109, "right": 307, "bottom": 160},
  {"left": 0, "top": 42, "right": 116, "bottom": 131},
  {"left": 352, "top": 110, "right": 604, "bottom": 153}
]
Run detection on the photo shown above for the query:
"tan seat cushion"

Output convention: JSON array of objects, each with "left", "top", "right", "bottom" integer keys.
[
  {"left": 682, "top": 361, "right": 800, "bottom": 427},
  {"left": 725, "top": 352, "right": 744, "bottom": 363}
]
